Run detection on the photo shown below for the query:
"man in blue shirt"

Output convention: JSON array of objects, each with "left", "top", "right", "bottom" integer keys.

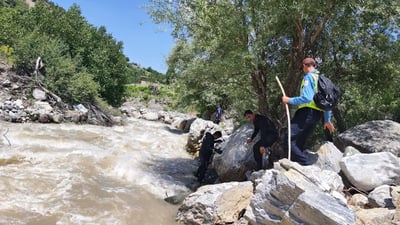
[
  {"left": 214, "top": 104, "right": 222, "bottom": 124},
  {"left": 281, "top": 58, "right": 335, "bottom": 165}
]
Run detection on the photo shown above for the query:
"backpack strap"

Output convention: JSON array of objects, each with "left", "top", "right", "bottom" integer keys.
[{"left": 310, "top": 73, "right": 319, "bottom": 92}]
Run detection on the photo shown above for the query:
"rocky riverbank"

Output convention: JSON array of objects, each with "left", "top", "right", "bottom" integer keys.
[
  {"left": 118, "top": 96, "right": 400, "bottom": 225},
  {"left": 0, "top": 65, "right": 115, "bottom": 125},
  {"left": 173, "top": 120, "right": 400, "bottom": 225}
]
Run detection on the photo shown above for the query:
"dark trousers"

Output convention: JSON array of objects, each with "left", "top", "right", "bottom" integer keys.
[
  {"left": 253, "top": 131, "right": 277, "bottom": 170},
  {"left": 196, "top": 153, "right": 211, "bottom": 182},
  {"left": 285, "top": 107, "right": 322, "bottom": 165}
]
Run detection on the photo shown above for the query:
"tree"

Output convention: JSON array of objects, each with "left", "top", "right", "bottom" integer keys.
[
  {"left": 149, "top": 0, "right": 400, "bottom": 131},
  {"left": 1, "top": 1, "right": 132, "bottom": 107},
  {"left": 148, "top": 0, "right": 342, "bottom": 116}
]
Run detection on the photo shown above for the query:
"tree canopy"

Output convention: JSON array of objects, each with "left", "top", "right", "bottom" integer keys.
[{"left": 148, "top": 0, "right": 400, "bottom": 130}]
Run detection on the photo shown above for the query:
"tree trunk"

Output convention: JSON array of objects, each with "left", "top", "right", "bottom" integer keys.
[
  {"left": 286, "top": 17, "right": 305, "bottom": 97},
  {"left": 285, "top": 0, "right": 338, "bottom": 97},
  {"left": 247, "top": 1, "right": 270, "bottom": 116},
  {"left": 251, "top": 64, "right": 268, "bottom": 115}
]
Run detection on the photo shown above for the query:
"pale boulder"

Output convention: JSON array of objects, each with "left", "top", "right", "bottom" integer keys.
[{"left": 340, "top": 152, "right": 400, "bottom": 192}]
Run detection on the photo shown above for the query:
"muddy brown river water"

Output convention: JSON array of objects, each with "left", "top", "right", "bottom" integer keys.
[{"left": 0, "top": 118, "right": 196, "bottom": 225}]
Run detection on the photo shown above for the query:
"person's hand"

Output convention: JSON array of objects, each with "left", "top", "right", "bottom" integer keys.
[
  {"left": 324, "top": 122, "right": 335, "bottom": 133},
  {"left": 259, "top": 146, "right": 266, "bottom": 155},
  {"left": 246, "top": 138, "right": 252, "bottom": 144},
  {"left": 282, "top": 96, "right": 290, "bottom": 104}
]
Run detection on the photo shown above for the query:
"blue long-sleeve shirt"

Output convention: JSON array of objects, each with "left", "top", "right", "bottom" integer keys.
[{"left": 289, "top": 69, "right": 332, "bottom": 122}]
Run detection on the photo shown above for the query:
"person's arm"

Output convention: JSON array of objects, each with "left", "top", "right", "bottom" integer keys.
[
  {"left": 323, "top": 111, "right": 335, "bottom": 133},
  {"left": 246, "top": 119, "right": 259, "bottom": 144},
  {"left": 250, "top": 123, "right": 259, "bottom": 140},
  {"left": 289, "top": 76, "right": 315, "bottom": 105},
  {"left": 324, "top": 111, "right": 332, "bottom": 122}
]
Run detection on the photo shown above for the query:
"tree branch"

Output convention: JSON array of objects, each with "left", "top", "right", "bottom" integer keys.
[{"left": 309, "top": 0, "right": 338, "bottom": 45}]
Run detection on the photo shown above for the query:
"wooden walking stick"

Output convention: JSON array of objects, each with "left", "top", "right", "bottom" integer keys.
[{"left": 275, "top": 76, "right": 291, "bottom": 161}]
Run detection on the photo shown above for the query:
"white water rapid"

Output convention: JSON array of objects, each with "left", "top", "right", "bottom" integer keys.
[{"left": 0, "top": 118, "right": 196, "bottom": 225}]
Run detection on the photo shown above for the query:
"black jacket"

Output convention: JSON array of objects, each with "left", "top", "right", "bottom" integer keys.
[
  {"left": 199, "top": 132, "right": 214, "bottom": 159},
  {"left": 251, "top": 114, "right": 278, "bottom": 147}
]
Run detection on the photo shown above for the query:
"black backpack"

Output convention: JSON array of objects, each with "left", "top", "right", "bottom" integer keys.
[{"left": 313, "top": 74, "right": 340, "bottom": 111}]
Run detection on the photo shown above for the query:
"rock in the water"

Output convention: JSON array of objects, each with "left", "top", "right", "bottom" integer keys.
[{"left": 164, "top": 191, "right": 192, "bottom": 205}]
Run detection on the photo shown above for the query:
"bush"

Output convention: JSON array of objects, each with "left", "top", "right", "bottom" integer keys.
[
  {"left": 0, "top": 45, "right": 15, "bottom": 63},
  {"left": 67, "top": 72, "right": 100, "bottom": 103}
]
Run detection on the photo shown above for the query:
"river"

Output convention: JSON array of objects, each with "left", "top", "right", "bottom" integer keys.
[{"left": 0, "top": 118, "right": 196, "bottom": 225}]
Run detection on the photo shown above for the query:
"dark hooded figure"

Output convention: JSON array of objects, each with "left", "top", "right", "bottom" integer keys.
[{"left": 195, "top": 131, "right": 222, "bottom": 183}]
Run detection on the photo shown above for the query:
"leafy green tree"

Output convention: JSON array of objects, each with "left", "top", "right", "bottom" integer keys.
[
  {"left": 67, "top": 71, "right": 100, "bottom": 103},
  {"left": 82, "top": 26, "right": 129, "bottom": 106},
  {"left": 149, "top": 0, "right": 399, "bottom": 131},
  {"left": 0, "top": 3, "right": 28, "bottom": 46},
  {"left": 1, "top": 0, "right": 132, "bottom": 107}
]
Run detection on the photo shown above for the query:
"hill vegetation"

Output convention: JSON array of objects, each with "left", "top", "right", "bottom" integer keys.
[{"left": 0, "top": 0, "right": 168, "bottom": 109}]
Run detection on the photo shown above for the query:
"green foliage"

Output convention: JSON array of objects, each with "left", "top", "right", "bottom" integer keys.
[
  {"left": 0, "top": 0, "right": 24, "bottom": 8},
  {"left": 0, "top": 4, "right": 28, "bottom": 46},
  {"left": 0, "top": 0, "right": 138, "bottom": 107},
  {"left": 127, "top": 63, "right": 167, "bottom": 84},
  {"left": 125, "top": 83, "right": 177, "bottom": 109},
  {"left": 149, "top": 0, "right": 400, "bottom": 134},
  {"left": 127, "top": 64, "right": 143, "bottom": 83},
  {"left": 13, "top": 31, "right": 98, "bottom": 104},
  {"left": 67, "top": 72, "right": 100, "bottom": 103},
  {"left": 14, "top": 31, "right": 67, "bottom": 74},
  {"left": 126, "top": 85, "right": 152, "bottom": 99},
  {"left": 0, "top": 45, "right": 15, "bottom": 62}
]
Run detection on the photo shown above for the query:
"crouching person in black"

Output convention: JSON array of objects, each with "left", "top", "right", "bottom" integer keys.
[
  {"left": 244, "top": 110, "right": 278, "bottom": 170},
  {"left": 195, "top": 131, "right": 222, "bottom": 183}
]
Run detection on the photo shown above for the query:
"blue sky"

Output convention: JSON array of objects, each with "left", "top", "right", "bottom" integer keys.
[{"left": 51, "top": 0, "right": 174, "bottom": 73}]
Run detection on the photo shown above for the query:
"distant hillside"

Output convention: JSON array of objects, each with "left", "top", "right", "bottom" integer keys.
[{"left": 128, "top": 62, "right": 167, "bottom": 84}]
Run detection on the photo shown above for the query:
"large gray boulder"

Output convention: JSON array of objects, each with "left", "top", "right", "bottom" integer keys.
[
  {"left": 314, "top": 142, "right": 343, "bottom": 173},
  {"left": 251, "top": 160, "right": 355, "bottom": 225},
  {"left": 176, "top": 181, "right": 253, "bottom": 225},
  {"left": 213, "top": 123, "right": 255, "bottom": 182},
  {"left": 334, "top": 120, "right": 400, "bottom": 156},
  {"left": 340, "top": 152, "right": 400, "bottom": 192}
]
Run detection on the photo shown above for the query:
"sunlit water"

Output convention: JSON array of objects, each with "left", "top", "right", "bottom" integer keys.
[{"left": 0, "top": 118, "right": 197, "bottom": 225}]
